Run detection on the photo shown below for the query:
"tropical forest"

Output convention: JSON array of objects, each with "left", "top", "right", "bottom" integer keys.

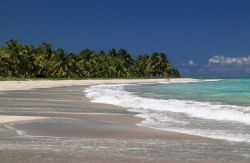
[{"left": 0, "top": 40, "right": 180, "bottom": 78}]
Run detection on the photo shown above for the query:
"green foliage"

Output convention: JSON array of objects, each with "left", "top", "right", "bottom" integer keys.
[{"left": 0, "top": 39, "right": 180, "bottom": 78}]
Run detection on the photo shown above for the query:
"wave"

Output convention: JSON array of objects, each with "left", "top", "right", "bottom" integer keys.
[
  {"left": 136, "top": 121, "right": 250, "bottom": 142},
  {"left": 84, "top": 83, "right": 250, "bottom": 142}
]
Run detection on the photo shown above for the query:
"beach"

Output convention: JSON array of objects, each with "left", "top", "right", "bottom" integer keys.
[
  {"left": 0, "top": 78, "right": 193, "bottom": 91},
  {"left": 0, "top": 79, "right": 249, "bottom": 162}
]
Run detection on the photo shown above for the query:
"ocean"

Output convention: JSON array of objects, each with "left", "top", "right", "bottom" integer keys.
[{"left": 85, "top": 79, "right": 250, "bottom": 143}]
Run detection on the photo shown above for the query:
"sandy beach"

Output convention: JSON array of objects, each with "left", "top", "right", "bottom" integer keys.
[
  {"left": 0, "top": 79, "right": 249, "bottom": 162},
  {"left": 0, "top": 78, "right": 196, "bottom": 91},
  {"left": 0, "top": 78, "right": 202, "bottom": 139},
  {"left": 0, "top": 115, "right": 47, "bottom": 124}
]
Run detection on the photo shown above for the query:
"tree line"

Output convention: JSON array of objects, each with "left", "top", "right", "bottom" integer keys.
[{"left": 0, "top": 40, "right": 180, "bottom": 78}]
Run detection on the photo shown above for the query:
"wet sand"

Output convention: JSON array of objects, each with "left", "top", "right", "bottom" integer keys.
[{"left": 0, "top": 85, "right": 250, "bottom": 162}]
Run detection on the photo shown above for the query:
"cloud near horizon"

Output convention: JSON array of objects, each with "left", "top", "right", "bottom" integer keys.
[
  {"left": 187, "top": 60, "right": 198, "bottom": 66},
  {"left": 208, "top": 55, "right": 250, "bottom": 65},
  {"left": 206, "top": 55, "right": 250, "bottom": 77},
  {"left": 180, "top": 55, "right": 250, "bottom": 77}
]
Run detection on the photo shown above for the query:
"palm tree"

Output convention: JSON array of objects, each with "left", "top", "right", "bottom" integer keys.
[
  {"left": 34, "top": 43, "right": 54, "bottom": 77},
  {"left": 0, "top": 40, "right": 181, "bottom": 78},
  {"left": 5, "top": 39, "right": 23, "bottom": 77},
  {"left": 0, "top": 48, "right": 11, "bottom": 76},
  {"left": 50, "top": 48, "right": 71, "bottom": 78},
  {"left": 21, "top": 45, "right": 35, "bottom": 77},
  {"left": 40, "top": 43, "right": 53, "bottom": 59},
  {"left": 113, "top": 57, "right": 128, "bottom": 77},
  {"left": 79, "top": 49, "right": 94, "bottom": 60},
  {"left": 135, "top": 55, "right": 152, "bottom": 77},
  {"left": 108, "top": 48, "right": 117, "bottom": 57},
  {"left": 67, "top": 53, "right": 79, "bottom": 78},
  {"left": 117, "top": 49, "right": 133, "bottom": 68},
  {"left": 151, "top": 53, "right": 168, "bottom": 77}
]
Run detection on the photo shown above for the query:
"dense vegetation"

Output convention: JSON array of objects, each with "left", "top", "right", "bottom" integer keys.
[{"left": 0, "top": 40, "right": 180, "bottom": 78}]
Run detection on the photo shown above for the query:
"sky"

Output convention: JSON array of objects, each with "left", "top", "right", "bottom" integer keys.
[{"left": 1, "top": 0, "right": 250, "bottom": 78}]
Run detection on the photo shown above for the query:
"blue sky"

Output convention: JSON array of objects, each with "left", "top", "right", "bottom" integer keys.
[{"left": 1, "top": 0, "right": 250, "bottom": 77}]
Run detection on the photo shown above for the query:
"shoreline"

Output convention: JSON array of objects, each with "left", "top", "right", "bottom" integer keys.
[
  {"left": 0, "top": 78, "right": 196, "bottom": 91},
  {"left": 1, "top": 80, "right": 250, "bottom": 162},
  {"left": 0, "top": 78, "right": 208, "bottom": 140}
]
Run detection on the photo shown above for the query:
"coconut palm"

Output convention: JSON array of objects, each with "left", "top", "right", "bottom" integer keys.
[
  {"left": 151, "top": 53, "right": 168, "bottom": 77},
  {"left": 20, "top": 45, "right": 36, "bottom": 77},
  {"left": 0, "top": 39, "right": 180, "bottom": 78},
  {"left": 0, "top": 48, "right": 11, "bottom": 76},
  {"left": 117, "top": 49, "right": 133, "bottom": 68},
  {"left": 135, "top": 55, "right": 152, "bottom": 77},
  {"left": 4, "top": 40, "right": 23, "bottom": 77},
  {"left": 50, "top": 48, "right": 71, "bottom": 78}
]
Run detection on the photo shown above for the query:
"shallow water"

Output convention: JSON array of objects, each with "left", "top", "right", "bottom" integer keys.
[{"left": 85, "top": 79, "right": 250, "bottom": 143}]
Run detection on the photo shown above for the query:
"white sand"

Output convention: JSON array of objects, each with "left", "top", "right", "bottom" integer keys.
[
  {"left": 0, "top": 115, "right": 46, "bottom": 124},
  {"left": 0, "top": 78, "right": 197, "bottom": 91},
  {"left": 0, "top": 78, "right": 198, "bottom": 124}
]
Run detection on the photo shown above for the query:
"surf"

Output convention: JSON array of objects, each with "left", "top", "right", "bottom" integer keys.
[{"left": 84, "top": 79, "right": 250, "bottom": 142}]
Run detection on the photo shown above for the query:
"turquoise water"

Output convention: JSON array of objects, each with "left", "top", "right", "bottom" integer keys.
[
  {"left": 126, "top": 79, "right": 250, "bottom": 106},
  {"left": 86, "top": 79, "right": 250, "bottom": 142}
]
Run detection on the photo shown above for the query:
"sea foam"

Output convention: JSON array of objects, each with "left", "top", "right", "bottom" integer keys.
[{"left": 84, "top": 81, "right": 250, "bottom": 142}]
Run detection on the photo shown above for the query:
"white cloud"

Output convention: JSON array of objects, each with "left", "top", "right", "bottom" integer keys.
[
  {"left": 205, "top": 55, "right": 250, "bottom": 77},
  {"left": 208, "top": 55, "right": 250, "bottom": 65},
  {"left": 188, "top": 60, "right": 194, "bottom": 65},
  {"left": 187, "top": 60, "right": 197, "bottom": 66},
  {"left": 180, "top": 55, "right": 250, "bottom": 77}
]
